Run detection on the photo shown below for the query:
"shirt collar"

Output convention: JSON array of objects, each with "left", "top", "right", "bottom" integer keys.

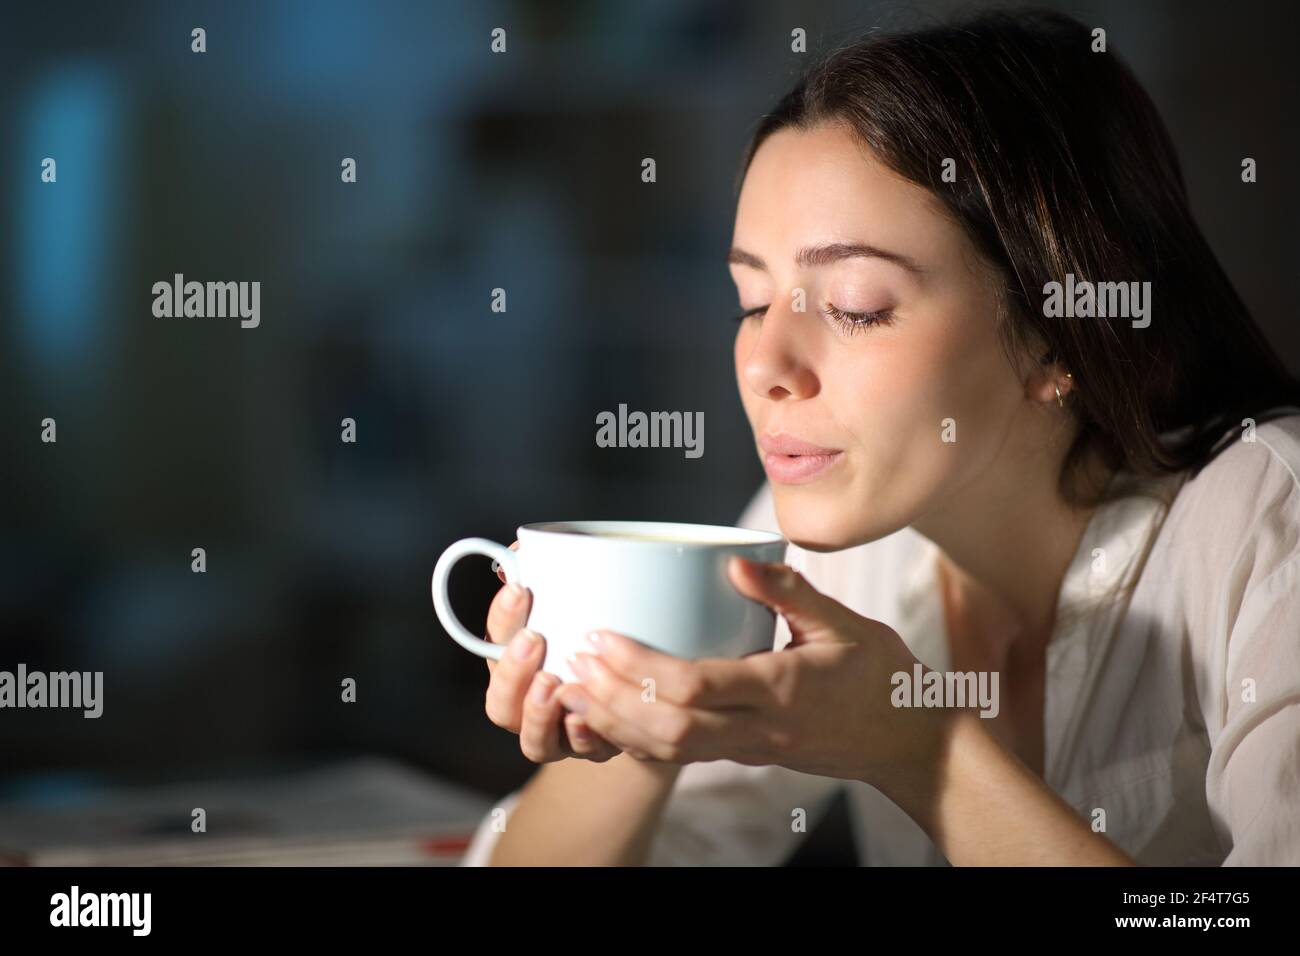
[
  {"left": 1053, "top": 468, "right": 1185, "bottom": 635},
  {"left": 891, "top": 467, "right": 1186, "bottom": 648}
]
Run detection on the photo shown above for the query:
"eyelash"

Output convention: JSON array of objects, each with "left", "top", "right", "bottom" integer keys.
[{"left": 733, "top": 304, "right": 895, "bottom": 334}]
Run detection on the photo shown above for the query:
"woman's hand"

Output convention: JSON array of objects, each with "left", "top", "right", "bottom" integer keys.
[
  {"left": 552, "top": 556, "right": 949, "bottom": 786},
  {"left": 483, "top": 544, "right": 621, "bottom": 764},
  {"left": 547, "top": 557, "right": 1137, "bottom": 866}
]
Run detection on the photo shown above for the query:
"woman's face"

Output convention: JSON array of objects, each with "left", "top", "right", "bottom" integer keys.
[{"left": 730, "top": 121, "right": 1038, "bottom": 551}]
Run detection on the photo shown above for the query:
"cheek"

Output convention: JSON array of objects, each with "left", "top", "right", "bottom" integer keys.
[
  {"left": 870, "top": 306, "right": 1021, "bottom": 490},
  {"left": 825, "top": 336, "right": 951, "bottom": 441},
  {"left": 871, "top": 303, "right": 1012, "bottom": 426},
  {"left": 826, "top": 324, "right": 994, "bottom": 496},
  {"left": 934, "top": 312, "right": 1023, "bottom": 426}
]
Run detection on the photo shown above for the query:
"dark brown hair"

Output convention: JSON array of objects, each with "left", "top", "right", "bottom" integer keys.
[{"left": 735, "top": 9, "right": 1300, "bottom": 507}]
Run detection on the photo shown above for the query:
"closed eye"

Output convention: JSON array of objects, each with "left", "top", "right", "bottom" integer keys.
[
  {"left": 821, "top": 305, "right": 895, "bottom": 334},
  {"left": 732, "top": 304, "right": 895, "bottom": 334}
]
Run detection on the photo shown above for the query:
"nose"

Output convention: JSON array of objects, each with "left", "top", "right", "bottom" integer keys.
[{"left": 740, "top": 297, "right": 820, "bottom": 401}]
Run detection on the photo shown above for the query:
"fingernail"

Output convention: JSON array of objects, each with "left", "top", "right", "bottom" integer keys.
[
  {"left": 570, "top": 720, "right": 591, "bottom": 743},
  {"left": 564, "top": 691, "right": 589, "bottom": 716},
  {"left": 568, "top": 652, "right": 592, "bottom": 680},
  {"left": 531, "top": 675, "right": 557, "bottom": 705},
  {"left": 502, "top": 583, "right": 525, "bottom": 607},
  {"left": 510, "top": 629, "right": 538, "bottom": 659},
  {"left": 586, "top": 631, "right": 604, "bottom": 650}
]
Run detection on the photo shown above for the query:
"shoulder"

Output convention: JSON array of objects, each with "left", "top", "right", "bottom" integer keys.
[
  {"left": 1165, "top": 413, "right": 1300, "bottom": 578},
  {"left": 1167, "top": 416, "right": 1300, "bottom": 863},
  {"left": 1182, "top": 413, "right": 1300, "bottom": 501}
]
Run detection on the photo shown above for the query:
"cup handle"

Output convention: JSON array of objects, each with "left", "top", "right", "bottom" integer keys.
[{"left": 431, "top": 538, "right": 521, "bottom": 661}]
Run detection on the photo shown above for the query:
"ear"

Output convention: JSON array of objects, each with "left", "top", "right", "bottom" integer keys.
[{"left": 1028, "top": 352, "right": 1073, "bottom": 406}]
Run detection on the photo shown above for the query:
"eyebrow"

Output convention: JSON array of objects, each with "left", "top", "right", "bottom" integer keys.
[{"left": 726, "top": 241, "right": 924, "bottom": 276}]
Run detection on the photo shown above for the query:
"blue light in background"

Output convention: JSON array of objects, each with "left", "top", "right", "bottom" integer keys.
[{"left": 15, "top": 62, "right": 126, "bottom": 373}]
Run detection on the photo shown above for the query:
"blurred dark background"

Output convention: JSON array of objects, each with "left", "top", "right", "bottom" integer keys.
[{"left": 2, "top": 0, "right": 1297, "bottom": 865}]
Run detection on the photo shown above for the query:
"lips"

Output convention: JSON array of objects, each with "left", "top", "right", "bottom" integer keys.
[
  {"left": 758, "top": 432, "right": 844, "bottom": 485},
  {"left": 758, "top": 433, "right": 841, "bottom": 456}
]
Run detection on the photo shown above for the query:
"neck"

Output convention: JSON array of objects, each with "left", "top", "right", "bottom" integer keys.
[{"left": 912, "top": 440, "right": 1115, "bottom": 648}]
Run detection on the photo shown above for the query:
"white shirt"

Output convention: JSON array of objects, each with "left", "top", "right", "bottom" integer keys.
[{"left": 462, "top": 413, "right": 1300, "bottom": 865}]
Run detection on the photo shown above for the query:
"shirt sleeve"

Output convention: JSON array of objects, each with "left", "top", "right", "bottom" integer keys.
[
  {"left": 644, "top": 760, "right": 844, "bottom": 865},
  {"left": 1207, "top": 553, "right": 1300, "bottom": 865},
  {"left": 459, "top": 790, "right": 522, "bottom": 866},
  {"left": 458, "top": 762, "right": 844, "bottom": 866},
  {"left": 1199, "top": 428, "right": 1300, "bottom": 865},
  {"left": 462, "top": 483, "right": 844, "bottom": 865}
]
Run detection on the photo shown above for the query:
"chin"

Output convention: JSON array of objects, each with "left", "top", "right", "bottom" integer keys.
[{"left": 770, "top": 492, "right": 866, "bottom": 553}]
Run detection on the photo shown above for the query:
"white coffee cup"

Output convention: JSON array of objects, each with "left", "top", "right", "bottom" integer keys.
[{"left": 431, "top": 520, "right": 788, "bottom": 683}]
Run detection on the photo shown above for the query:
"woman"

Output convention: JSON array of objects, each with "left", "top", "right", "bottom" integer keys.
[{"left": 462, "top": 9, "right": 1300, "bottom": 865}]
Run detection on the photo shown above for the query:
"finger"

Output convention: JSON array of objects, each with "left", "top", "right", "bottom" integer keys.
[
  {"left": 493, "top": 540, "right": 521, "bottom": 583},
  {"left": 483, "top": 629, "right": 545, "bottom": 732},
  {"left": 485, "top": 581, "right": 532, "bottom": 645},
  {"left": 557, "top": 653, "right": 741, "bottom": 762},
  {"left": 483, "top": 580, "right": 532, "bottom": 676},
  {"left": 518, "top": 672, "right": 569, "bottom": 762},
  {"left": 554, "top": 677, "right": 666, "bottom": 758},
  {"left": 727, "top": 557, "right": 848, "bottom": 645},
  {"left": 563, "top": 712, "right": 620, "bottom": 762},
  {"left": 585, "top": 630, "right": 769, "bottom": 709}
]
